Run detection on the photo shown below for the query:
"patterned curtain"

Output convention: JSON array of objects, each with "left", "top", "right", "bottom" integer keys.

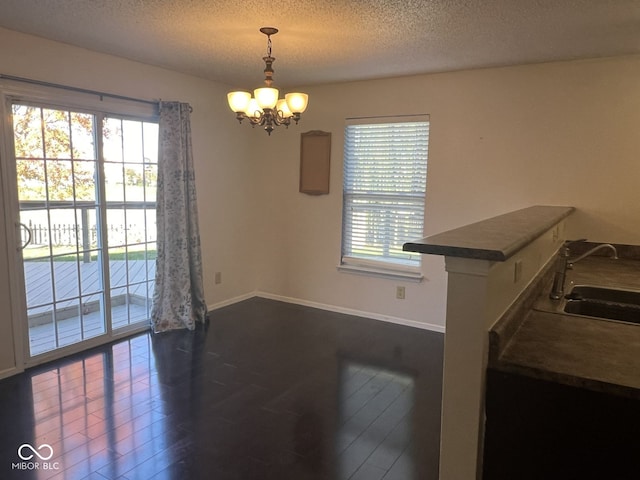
[{"left": 151, "top": 102, "right": 207, "bottom": 332}]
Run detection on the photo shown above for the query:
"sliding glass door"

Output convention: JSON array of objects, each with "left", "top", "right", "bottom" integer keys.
[
  {"left": 102, "top": 116, "right": 158, "bottom": 331},
  {"left": 11, "top": 102, "right": 157, "bottom": 361}
]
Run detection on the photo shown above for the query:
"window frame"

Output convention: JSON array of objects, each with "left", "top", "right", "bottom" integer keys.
[{"left": 338, "top": 115, "right": 429, "bottom": 282}]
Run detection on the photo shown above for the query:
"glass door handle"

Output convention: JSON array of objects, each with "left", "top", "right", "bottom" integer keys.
[{"left": 17, "top": 222, "right": 32, "bottom": 250}]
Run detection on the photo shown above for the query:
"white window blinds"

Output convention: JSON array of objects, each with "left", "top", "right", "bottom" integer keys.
[{"left": 342, "top": 117, "right": 429, "bottom": 269}]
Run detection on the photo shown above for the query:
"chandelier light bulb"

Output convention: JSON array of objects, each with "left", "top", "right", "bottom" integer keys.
[
  {"left": 227, "top": 91, "right": 251, "bottom": 113},
  {"left": 276, "top": 99, "right": 293, "bottom": 118},
  {"left": 285, "top": 93, "right": 309, "bottom": 114},
  {"left": 254, "top": 87, "right": 279, "bottom": 110},
  {"left": 246, "top": 98, "right": 262, "bottom": 117}
]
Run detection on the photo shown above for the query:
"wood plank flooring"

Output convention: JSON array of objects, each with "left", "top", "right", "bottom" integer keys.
[{"left": 0, "top": 298, "right": 444, "bottom": 480}]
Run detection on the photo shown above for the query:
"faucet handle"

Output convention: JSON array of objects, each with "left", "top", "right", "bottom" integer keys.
[
  {"left": 565, "top": 238, "right": 587, "bottom": 245},
  {"left": 559, "top": 238, "right": 586, "bottom": 256}
]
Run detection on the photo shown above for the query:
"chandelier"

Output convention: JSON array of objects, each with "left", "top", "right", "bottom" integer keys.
[{"left": 227, "top": 27, "right": 309, "bottom": 135}]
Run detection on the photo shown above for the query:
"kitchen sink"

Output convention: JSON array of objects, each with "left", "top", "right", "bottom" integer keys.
[
  {"left": 564, "top": 286, "right": 640, "bottom": 324},
  {"left": 566, "top": 286, "right": 640, "bottom": 304}
]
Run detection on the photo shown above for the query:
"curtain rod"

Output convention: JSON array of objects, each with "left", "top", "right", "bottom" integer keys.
[{"left": 0, "top": 73, "right": 159, "bottom": 107}]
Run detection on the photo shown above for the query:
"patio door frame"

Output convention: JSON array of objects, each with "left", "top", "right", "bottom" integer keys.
[{"left": 0, "top": 80, "right": 158, "bottom": 370}]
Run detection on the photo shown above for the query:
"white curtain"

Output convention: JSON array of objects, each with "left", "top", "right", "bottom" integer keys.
[{"left": 151, "top": 102, "right": 207, "bottom": 332}]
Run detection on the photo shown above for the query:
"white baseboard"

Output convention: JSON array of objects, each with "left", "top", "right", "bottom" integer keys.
[
  {"left": 0, "top": 365, "right": 23, "bottom": 380},
  {"left": 207, "top": 292, "right": 256, "bottom": 312},
  {"left": 255, "top": 291, "right": 445, "bottom": 333},
  {"left": 207, "top": 291, "right": 445, "bottom": 333}
]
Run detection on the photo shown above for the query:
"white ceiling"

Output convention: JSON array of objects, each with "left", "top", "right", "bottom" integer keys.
[{"left": 0, "top": 0, "right": 639, "bottom": 89}]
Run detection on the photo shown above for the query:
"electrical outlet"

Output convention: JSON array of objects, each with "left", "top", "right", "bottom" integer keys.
[
  {"left": 215, "top": 272, "right": 222, "bottom": 284},
  {"left": 396, "top": 286, "right": 406, "bottom": 300},
  {"left": 514, "top": 261, "right": 522, "bottom": 283}
]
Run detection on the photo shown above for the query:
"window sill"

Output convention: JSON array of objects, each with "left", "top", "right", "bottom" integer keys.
[{"left": 337, "top": 264, "right": 424, "bottom": 282}]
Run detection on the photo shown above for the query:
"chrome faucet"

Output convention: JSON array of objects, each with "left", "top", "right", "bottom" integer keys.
[
  {"left": 567, "top": 243, "right": 618, "bottom": 269},
  {"left": 548, "top": 240, "right": 618, "bottom": 300}
]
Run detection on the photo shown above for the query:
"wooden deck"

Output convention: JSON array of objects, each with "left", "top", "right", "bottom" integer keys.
[{"left": 24, "top": 259, "right": 155, "bottom": 356}]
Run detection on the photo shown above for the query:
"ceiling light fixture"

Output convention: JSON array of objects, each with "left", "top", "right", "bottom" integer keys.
[{"left": 227, "top": 27, "right": 309, "bottom": 135}]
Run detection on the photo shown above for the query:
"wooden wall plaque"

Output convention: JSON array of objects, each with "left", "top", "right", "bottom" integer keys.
[{"left": 299, "top": 130, "right": 331, "bottom": 195}]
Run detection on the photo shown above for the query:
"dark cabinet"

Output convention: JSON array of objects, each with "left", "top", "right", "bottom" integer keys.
[{"left": 483, "top": 369, "right": 640, "bottom": 480}]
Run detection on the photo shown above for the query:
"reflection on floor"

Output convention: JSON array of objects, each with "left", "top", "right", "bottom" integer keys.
[
  {"left": 0, "top": 297, "right": 444, "bottom": 480},
  {"left": 337, "top": 362, "right": 415, "bottom": 479}
]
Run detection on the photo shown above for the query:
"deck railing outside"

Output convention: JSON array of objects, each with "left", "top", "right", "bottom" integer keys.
[{"left": 20, "top": 200, "right": 156, "bottom": 356}]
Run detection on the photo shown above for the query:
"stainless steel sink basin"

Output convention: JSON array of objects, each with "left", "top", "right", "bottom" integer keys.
[
  {"left": 564, "top": 286, "right": 640, "bottom": 324},
  {"left": 566, "top": 286, "right": 640, "bottom": 304}
]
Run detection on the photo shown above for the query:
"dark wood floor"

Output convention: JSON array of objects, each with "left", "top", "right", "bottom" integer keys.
[{"left": 0, "top": 297, "right": 444, "bottom": 480}]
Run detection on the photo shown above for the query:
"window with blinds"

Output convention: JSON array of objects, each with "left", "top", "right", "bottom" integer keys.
[{"left": 341, "top": 117, "right": 429, "bottom": 271}]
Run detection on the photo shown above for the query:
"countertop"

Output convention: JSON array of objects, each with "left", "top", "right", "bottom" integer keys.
[
  {"left": 403, "top": 205, "right": 574, "bottom": 261},
  {"left": 491, "top": 255, "right": 640, "bottom": 399}
]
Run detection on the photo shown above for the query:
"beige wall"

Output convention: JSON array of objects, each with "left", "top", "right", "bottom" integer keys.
[
  {"left": 0, "top": 27, "right": 259, "bottom": 310},
  {"left": 0, "top": 27, "right": 260, "bottom": 374},
  {"left": 0, "top": 176, "right": 16, "bottom": 375},
  {"left": 254, "top": 55, "right": 640, "bottom": 329},
  {"left": 0, "top": 25, "right": 639, "bottom": 346},
  {"left": 0, "top": 25, "right": 637, "bottom": 477}
]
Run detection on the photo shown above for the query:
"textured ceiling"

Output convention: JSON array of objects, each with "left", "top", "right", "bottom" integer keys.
[{"left": 0, "top": 0, "right": 639, "bottom": 88}]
